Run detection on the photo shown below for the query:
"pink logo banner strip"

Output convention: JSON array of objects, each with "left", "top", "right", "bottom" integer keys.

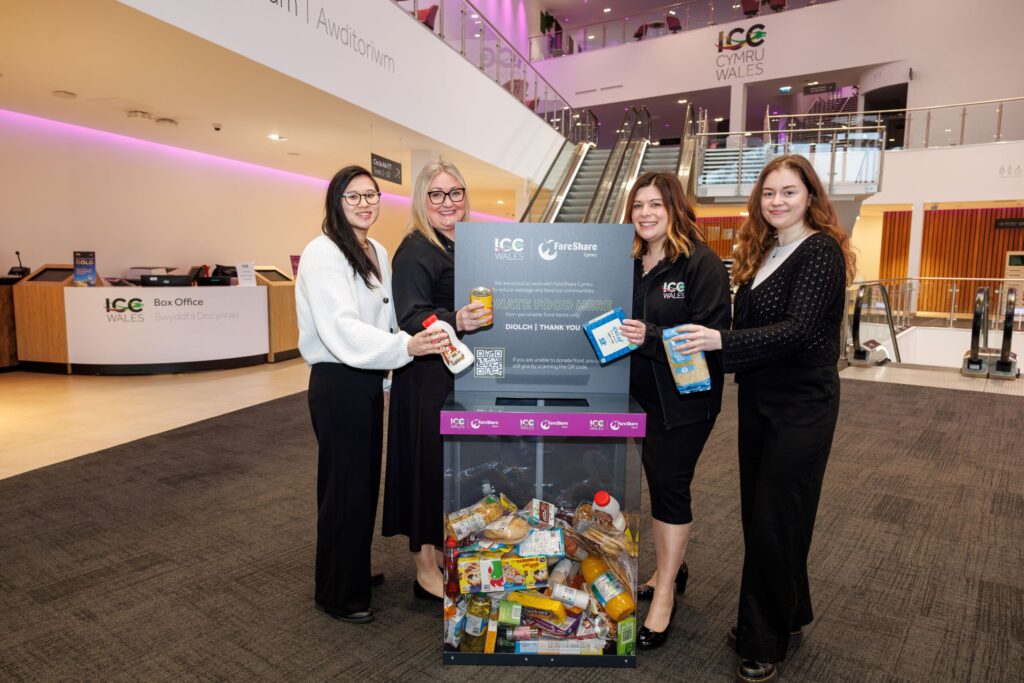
[{"left": 440, "top": 411, "right": 645, "bottom": 437}]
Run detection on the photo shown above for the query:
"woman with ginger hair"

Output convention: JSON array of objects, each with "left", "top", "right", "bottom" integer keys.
[{"left": 674, "top": 154, "right": 856, "bottom": 682}]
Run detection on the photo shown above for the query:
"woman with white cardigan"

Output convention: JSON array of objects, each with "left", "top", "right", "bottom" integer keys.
[{"left": 296, "top": 165, "right": 442, "bottom": 624}]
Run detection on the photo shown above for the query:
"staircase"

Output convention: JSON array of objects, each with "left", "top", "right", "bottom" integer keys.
[
  {"left": 696, "top": 146, "right": 768, "bottom": 197},
  {"left": 555, "top": 148, "right": 611, "bottom": 222}
]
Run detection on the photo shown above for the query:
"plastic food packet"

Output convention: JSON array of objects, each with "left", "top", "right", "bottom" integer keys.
[
  {"left": 518, "top": 529, "right": 565, "bottom": 558},
  {"left": 446, "top": 493, "right": 517, "bottom": 540},
  {"left": 482, "top": 514, "right": 531, "bottom": 543},
  {"left": 662, "top": 326, "right": 711, "bottom": 394}
]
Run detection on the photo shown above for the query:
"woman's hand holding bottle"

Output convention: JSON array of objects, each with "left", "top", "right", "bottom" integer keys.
[{"left": 407, "top": 329, "right": 446, "bottom": 356}]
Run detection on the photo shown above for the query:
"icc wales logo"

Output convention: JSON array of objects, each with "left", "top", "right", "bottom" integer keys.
[{"left": 716, "top": 23, "right": 766, "bottom": 51}]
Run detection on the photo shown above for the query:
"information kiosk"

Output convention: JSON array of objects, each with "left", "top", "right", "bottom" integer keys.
[
  {"left": 12, "top": 264, "right": 74, "bottom": 369},
  {"left": 441, "top": 223, "right": 645, "bottom": 667},
  {"left": 255, "top": 266, "right": 299, "bottom": 362}
]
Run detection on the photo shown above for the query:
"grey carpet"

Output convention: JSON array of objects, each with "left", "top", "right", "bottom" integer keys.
[{"left": 0, "top": 379, "right": 1021, "bottom": 681}]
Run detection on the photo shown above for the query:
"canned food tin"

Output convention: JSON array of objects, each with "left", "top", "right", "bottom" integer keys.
[{"left": 470, "top": 287, "right": 493, "bottom": 325}]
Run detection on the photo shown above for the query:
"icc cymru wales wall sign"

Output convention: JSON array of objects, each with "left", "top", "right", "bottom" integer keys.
[{"left": 714, "top": 23, "right": 766, "bottom": 81}]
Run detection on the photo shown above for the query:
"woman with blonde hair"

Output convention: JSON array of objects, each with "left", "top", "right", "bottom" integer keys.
[
  {"left": 382, "top": 159, "right": 490, "bottom": 600},
  {"left": 619, "top": 171, "right": 731, "bottom": 649},
  {"left": 674, "top": 154, "right": 856, "bottom": 682}
]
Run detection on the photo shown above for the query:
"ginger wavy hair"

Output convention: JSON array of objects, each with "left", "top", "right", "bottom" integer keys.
[
  {"left": 626, "top": 171, "right": 705, "bottom": 261},
  {"left": 731, "top": 154, "right": 857, "bottom": 287}
]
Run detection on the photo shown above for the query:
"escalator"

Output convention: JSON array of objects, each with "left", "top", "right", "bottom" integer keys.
[
  {"left": 847, "top": 282, "right": 901, "bottom": 366},
  {"left": 554, "top": 148, "right": 610, "bottom": 222}
]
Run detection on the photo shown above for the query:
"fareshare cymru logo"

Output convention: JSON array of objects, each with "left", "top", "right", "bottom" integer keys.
[{"left": 538, "top": 239, "right": 598, "bottom": 261}]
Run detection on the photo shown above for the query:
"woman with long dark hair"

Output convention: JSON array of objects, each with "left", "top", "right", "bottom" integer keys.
[
  {"left": 296, "top": 165, "right": 442, "bottom": 624},
  {"left": 674, "top": 155, "right": 856, "bottom": 682},
  {"left": 382, "top": 159, "right": 490, "bottom": 600},
  {"left": 619, "top": 172, "right": 731, "bottom": 649}
]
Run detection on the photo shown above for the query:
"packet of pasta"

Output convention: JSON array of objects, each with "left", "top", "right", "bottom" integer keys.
[{"left": 662, "top": 327, "right": 711, "bottom": 394}]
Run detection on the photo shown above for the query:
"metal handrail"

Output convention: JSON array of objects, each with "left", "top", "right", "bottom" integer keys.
[
  {"left": 518, "top": 138, "right": 570, "bottom": 221},
  {"left": 584, "top": 107, "right": 639, "bottom": 223},
  {"left": 402, "top": 0, "right": 573, "bottom": 128},
  {"left": 999, "top": 288, "right": 1017, "bottom": 366},
  {"left": 968, "top": 287, "right": 991, "bottom": 361},
  {"left": 588, "top": 106, "right": 651, "bottom": 223},
  {"left": 850, "top": 283, "right": 902, "bottom": 363},
  {"left": 527, "top": 0, "right": 836, "bottom": 60},
  {"left": 768, "top": 95, "right": 1024, "bottom": 120}
]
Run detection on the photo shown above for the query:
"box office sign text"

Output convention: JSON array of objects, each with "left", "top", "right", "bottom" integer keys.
[{"left": 64, "top": 287, "right": 268, "bottom": 364}]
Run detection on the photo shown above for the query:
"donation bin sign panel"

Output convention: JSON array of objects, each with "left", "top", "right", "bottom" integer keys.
[
  {"left": 455, "top": 223, "right": 634, "bottom": 394},
  {"left": 64, "top": 287, "right": 268, "bottom": 364}
]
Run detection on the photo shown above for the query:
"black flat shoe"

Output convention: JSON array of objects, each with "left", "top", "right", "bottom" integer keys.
[
  {"left": 637, "top": 599, "right": 678, "bottom": 650},
  {"left": 315, "top": 602, "right": 374, "bottom": 624},
  {"left": 728, "top": 626, "right": 803, "bottom": 653},
  {"left": 736, "top": 659, "right": 777, "bottom": 683},
  {"left": 370, "top": 573, "right": 384, "bottom": 588},
  {"left": 637, "top": 562, "right": 689, "bottom": 601},
  {"left": 412, "top": 579, "right": 443, "bottom": 602}
]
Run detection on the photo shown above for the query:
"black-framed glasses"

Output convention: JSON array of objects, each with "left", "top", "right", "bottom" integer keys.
[
  {"left": 341, "top": 191, "right": 381, "bottom": 206},
  {"left": 427, "top": 187, "right": 466, "bottom": 205}
]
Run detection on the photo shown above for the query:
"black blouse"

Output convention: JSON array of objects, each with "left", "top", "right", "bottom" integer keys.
[
  {"left": 721, "top": 232, "right": 846, "bottom": 375},
  {"left": 391, "top": 229, "right": 457, "bottom": 336},
  {"left": 631, "top": 243, "right": 732, "bottom": 429}
]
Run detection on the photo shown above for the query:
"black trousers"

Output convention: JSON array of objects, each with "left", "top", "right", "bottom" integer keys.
[
  {"left": 308, "top": 362, "right": 387, "bottom": 613},
  {"left": 734, "top": 365, "right": 839, "bottom": 663}
]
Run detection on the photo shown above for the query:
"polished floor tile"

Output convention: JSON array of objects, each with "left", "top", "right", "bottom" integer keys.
[{"left": 0, "top": 360, "right": 310, "bottom": 480}]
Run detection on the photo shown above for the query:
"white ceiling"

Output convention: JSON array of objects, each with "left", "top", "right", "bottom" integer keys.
[{"left": 0, "top": 0, "right": 525, "bottom": 218}]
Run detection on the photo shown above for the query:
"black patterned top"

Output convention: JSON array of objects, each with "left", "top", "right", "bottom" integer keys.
[{"left": 721, "top": 232, "right": 846, "bottom": 375}]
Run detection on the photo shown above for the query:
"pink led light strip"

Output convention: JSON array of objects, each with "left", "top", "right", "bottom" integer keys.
[{"left": 0, "top": 107, "right": 514, "bottom": 222}]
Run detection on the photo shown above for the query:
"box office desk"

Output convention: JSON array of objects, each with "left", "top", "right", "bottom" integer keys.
[{"left": 440, "top": 391, "right": 645, "bottom": 667}]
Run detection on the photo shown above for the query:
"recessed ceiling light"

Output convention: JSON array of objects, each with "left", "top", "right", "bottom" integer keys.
[
  {"left": 155, "top": 117, "right": 178, "bottom": 126},
  {"left": 474, "top": 33, "right": 480, "bottom": 37},
  {"left": 713, "top": 116, "right": 724, "bottom": 122},
  {"left": 669, "top": 10, "right": 676, "bottom": 15},
  {"left": 678, "top": 99, "right": 687, "bottom": 104},
  {"left": 470, "top": 13, "right": 478, "bottom": 18},
  {"left": 944, "top": 128, "right": 952, "bottom": 132},
  {"left": 588, "top": 34, "right": 595, "bottom": 39},
  {"left": 267, "top": 133, "right": 288, "bottom": 141},
  {"left": 52, "top": 90, "right": 77, "bottom": 99},
  {"left": 497, "top": 200, "right": 505, "bottom": 204},
  {"left": 126, "top": 110, "right": 151, "bottom": 120},
  {"left": 806, "top": 81, "right": 819, "bottom": 86},
  {"left": 603, "top": 8, "right": 611, "bottom": 13},
  {"left": 778, "top": 85, "right": 792, "bottom": 93}
]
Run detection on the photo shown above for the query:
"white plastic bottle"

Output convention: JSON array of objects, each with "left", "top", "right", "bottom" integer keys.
[
  {"left": 592, "top": 490, "right": 626, "bottom": 532},
  {"left": 423, "top": 313, "right": 474, "bottom": 374}
]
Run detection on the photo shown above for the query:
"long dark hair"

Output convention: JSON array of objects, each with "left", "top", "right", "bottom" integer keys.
[
  {"left": 732, "top": 155, "right": 857, "bottom": 286},
  {"left": 625, "top": 171, "right": 705, "bottom": 261},
  {"left": 323, "top": 165, "right": 381, "bottom": 288}
]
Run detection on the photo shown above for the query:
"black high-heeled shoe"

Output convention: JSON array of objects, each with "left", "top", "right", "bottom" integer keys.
[
  {"left": 412, "top": 579, "right": 443, "bottom": 603},
  {"left": 637, "top": 562, "right": 689, "bottom": 601},
  {"left": 637, "top": 598, "right": 678, "bottom": 650}
]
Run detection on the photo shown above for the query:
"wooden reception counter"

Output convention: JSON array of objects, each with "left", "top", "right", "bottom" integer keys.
[{"left": 10, "top": 264, "right": 300, "bottom": 374}]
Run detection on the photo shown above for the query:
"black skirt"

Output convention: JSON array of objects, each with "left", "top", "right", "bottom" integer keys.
[{"left": 382, "top": 355, "right": 453, "bottom": 552}]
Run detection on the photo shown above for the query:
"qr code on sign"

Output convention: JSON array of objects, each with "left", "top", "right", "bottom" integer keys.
[{"left": 474, "top": 347, "right": 505, "bottom": 378}]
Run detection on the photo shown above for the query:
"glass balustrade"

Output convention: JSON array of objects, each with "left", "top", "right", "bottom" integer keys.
[{"left": 529, "top": 0, "right": 837, "bottom": 61}]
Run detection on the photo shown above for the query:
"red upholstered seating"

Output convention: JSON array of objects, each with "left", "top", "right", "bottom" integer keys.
[{"left": 417, "top": 5, "right": 438, "bottom": 31}]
